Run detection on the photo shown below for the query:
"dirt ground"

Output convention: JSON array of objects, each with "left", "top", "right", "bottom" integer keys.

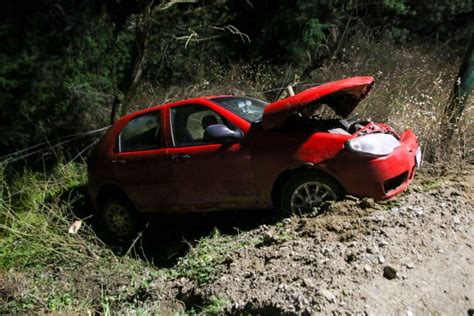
[{"left": 166, "top": 166, "right": 474, "bottom": 315}]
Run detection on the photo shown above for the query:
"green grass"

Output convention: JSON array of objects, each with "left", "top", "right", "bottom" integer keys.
[
  {"left": 197, "top": 296, "right": 231, "bottom": 315},
  {"left": 0, "top": 161, "right": 248, "bottom": 314},
  {"left": 421, "top": 179, "right": 444, "bottom": 191},
  {"left": 171, "top": 227, "right": 261, "bottom": 285},
  {"left": 0, "top": 162, "right": 168, "bottom": 314}
]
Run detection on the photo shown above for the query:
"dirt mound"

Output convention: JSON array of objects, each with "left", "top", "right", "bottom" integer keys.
[{"left": 169, "top": 167, "right": 474, "bottom": 314}]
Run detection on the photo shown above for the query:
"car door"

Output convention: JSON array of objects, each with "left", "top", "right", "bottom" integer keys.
[
  {"left": 167, "top": 102, "right": 258, "bottom": 211},
  {"left": 111, "top": 109, "right": 176, "bottom": 212}
]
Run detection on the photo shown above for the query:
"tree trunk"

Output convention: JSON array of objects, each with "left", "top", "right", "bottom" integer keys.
[
  {"left": 110, "top": 0, "right": 154, "bottom": 124},
  {"left": 444, "top": 33, "right": 474, "bottom": 127}
]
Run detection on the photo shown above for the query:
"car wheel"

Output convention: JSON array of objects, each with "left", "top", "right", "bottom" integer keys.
[
  {"left": 101, "top": 197, "right": 138, "bottom": 239},
  {"left": 281, "top": 173, "right": 343, "bottom": 214}
]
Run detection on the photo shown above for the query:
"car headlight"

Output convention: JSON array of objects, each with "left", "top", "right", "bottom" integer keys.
[{"left": 345, "top": 133, "right": 401, "bottom": 156}]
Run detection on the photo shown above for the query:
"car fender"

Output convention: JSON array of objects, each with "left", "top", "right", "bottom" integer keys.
[
  {"left": 94, "top": 180, "right": 137, "bottom": 211},
  {"left": 295, "top": 132, "right": 352, "bottom": 164}
]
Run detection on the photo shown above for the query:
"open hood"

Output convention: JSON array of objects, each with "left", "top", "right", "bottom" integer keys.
[{"left": 262, "top": 76, "right": 374, "bottom": 129}]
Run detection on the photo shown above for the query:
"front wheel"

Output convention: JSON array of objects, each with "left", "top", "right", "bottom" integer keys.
[
  {"left": 281, "top": 173, "right": 343, "bottom": 214},
  {"left": 101, "top": 197, "right": 138, "bottom": 240}
]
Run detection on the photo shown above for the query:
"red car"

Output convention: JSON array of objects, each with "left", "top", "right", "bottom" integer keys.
[{"left": 87, "top": 76, "right": 421, "bottom": 238}]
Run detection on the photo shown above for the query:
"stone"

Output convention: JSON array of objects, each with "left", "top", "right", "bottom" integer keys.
[
  {"left": 360, "top": 198, "right": 375, "bottom": 209},
  {"left": 378, "top": 255, "right": 386, "bottom": 264},
  {"left": 303, "top": 277, "right": 316, "bottom": 289},
  {"left": 364, "top": 264, "right": 372, "bottom": 272},
  {"left": 320, "top": 288, "right": 336, "bottom": 302},
  {"left": 383, "top": 265, "right": 398, "bottom": 280},
  {"left": 346, "top": 195, "right": 359, "bottom": 201},
  {"left": 367, "top": 246, "right": 378, "bottom": 254}
]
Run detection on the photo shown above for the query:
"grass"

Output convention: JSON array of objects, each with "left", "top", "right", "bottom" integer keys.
[
  {"left": 0, "top": 161, "right": 258, "bottom": 313},
  {"left": 171, "top": 227, "right": 262, "bottom": 285},
  {"left": 0, "top": 162, "right": 168, "bottom": 314},
  {"left": 421, "top": 179, "right": 444, "bottom": 191}
]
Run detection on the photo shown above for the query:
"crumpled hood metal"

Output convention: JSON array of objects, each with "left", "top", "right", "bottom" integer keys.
[{"left": 262, "top": 76, "right": 375, "bottom": 129}]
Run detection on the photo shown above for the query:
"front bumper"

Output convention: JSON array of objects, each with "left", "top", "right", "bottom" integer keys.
[{"left": 322, "top": 130, "right": 419, "bottom": 200}]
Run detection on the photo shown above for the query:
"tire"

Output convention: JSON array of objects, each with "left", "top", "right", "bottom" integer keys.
[
  {"left": 280, "top": 172, "right": 343, "bottom": 214},
  {"left": 100, "top": 196, "right": 138, "bottom": 240}
]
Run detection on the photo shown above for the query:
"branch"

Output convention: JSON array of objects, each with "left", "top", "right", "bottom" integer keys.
[
  {"left": 210, "top": 25, "right": 251, "bottom": 43},
  {"left": 174, "top": 32, "right": 222, "bottom": 48},
  {"left": 157, "top": 0, "right": 198, "bottom": 11}
]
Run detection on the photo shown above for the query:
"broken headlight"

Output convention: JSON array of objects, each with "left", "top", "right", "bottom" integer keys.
[{"left": 345, "top": 133, "right": 400, "bottom": 156}]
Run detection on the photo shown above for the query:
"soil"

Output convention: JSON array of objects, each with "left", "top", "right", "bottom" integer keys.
[{"left": 165, "top": 166, "right": 474, "bottom": 315}]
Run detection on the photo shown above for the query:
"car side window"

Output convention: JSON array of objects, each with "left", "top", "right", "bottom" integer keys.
[
  {"left": 171, "top": 104, "right": 230, "bottom": 147},
  {"left": 117, "top": 112, "right": 161, "bottom": 153}
]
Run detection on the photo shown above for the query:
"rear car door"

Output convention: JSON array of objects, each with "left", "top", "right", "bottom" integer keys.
[
  {"left": 167, "top": 102, "right": 258, "bottom": 211},
  {"left": 111, "top": 109, "right": 176, "bottom": 212}
]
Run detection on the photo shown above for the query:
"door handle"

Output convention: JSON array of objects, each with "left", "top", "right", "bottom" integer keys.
[
  {"left": 112, "top": 159, "right": 127, "bottom": 164},
  {"left": 170, "top": 154, "right": 191, "bottom": 161}
]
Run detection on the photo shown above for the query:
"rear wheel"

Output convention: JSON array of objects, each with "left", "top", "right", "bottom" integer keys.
[
  {"left": 281, "top": 173, "right": 343, "bottom": 214},
  {"left": 101, "top": 196, "right": 138, "bottom": 240}
]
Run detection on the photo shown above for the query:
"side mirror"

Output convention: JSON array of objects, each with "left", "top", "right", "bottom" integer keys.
[{"left": 204, "top": 124, "right": 243, "bottom": 144}]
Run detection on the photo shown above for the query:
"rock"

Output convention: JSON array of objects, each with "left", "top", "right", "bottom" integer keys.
[
  {"left": 383, "top": 265, "right": 398, "bottom": 280},
  {"left": 406, "top": 262, "right": 415, "bottom": 269},
  {"left": 346, "top": 195, "right": 359, "bottom": 201},
  {"left": 378, "top": 239, "right": 389, "bottom": 247},
  {"left": 303, "top": 277, "right": 316, "bottom": 289},
  {"left": 366, "top": 246, "right": 378, "bottom": 254},
  {"left": 364, "top": 264, "right": 372, "bottom": 272},
  {"left": 378, "top": 255, "right": 386, "bottom": 264},
  {"left": 453, "top": 216, "right": 461, "bottom": 224},
  {"left": 359, "top": 198, "right": 375, "bottom": 209},
  {"left": 320, "top": 288, "right": 336, "bottom": 303}
]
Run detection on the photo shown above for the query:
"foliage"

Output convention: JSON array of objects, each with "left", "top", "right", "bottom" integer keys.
[
  {"left": 1, "top": 0, "right": 472, "bottom": 157},
  {"left": 171, "top": 227, "right": 260, "bottom": 285},
  {"left": 0, "top": 161, "right": 171, "bottom": 314}
]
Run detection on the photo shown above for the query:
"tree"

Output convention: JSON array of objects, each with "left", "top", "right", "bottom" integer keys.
[
  {"left": 444, "top": 33, "right": 474, "bottom": 127},
  {"left": 109, "top": 0, "right": 154, "bottom": 124}
]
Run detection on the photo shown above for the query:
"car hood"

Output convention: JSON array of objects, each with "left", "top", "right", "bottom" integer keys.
[{"left": 262, "top": 76, "right": 375, "bottom": 129}]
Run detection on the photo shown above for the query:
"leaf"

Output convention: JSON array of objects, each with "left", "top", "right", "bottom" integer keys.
[{"left": 68, "top": 220, "right": 82, "bottom": 234}]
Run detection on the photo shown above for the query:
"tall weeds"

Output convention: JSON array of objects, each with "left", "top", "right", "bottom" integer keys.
[
  {"left": 134, "top": 37, "right": 473, "bottom": 167},
  {"left": 0, "top": 163, "right": 165, "bottom": 313}
]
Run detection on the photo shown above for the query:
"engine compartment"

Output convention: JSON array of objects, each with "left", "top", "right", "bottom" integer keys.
[{"left": 277, "top": 113, "right": 399, "bottom": 138}]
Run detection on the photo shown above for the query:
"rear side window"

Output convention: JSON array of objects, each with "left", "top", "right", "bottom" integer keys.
[{"left": 117, "top": 112, "right": 161, "bottom": 153}]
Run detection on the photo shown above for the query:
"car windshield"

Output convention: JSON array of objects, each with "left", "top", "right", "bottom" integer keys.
[{"left": 210, "top": 96, "right": 267, "bottom": 122}]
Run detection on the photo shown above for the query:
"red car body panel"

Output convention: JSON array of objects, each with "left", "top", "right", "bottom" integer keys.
[
  {"left": 262, "top": 76, "right": 374, "bottom": 129},
  {"left": 87, "top": 76, "right": 419, "bottom": 214}
]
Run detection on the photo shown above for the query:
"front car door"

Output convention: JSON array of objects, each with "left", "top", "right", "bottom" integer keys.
[
  {"left": 166, "top": 101, "right": 258, "bottom": 211},
  {"left": 111, "top": 109, "right": 176, "bottom": 212}
]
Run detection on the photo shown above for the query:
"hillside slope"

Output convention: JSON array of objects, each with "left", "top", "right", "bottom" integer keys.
[{"left": 166, "top": 167, "right": 473, "bottom": 314}]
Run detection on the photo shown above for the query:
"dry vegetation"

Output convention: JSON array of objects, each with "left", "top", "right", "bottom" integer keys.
[
  {"left": 133, "top": 34, "right": 473, "bottom": 167},
  {"left": 0, "top": 39, "right": 473, "bottom": 314}
]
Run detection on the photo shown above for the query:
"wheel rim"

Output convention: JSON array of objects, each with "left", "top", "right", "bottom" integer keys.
[
  {"left": 104, "top": 202, "right": 133, "bottom": 237},
  {"left": 290, "top": 181, "right": 337, "bottom": 213}
]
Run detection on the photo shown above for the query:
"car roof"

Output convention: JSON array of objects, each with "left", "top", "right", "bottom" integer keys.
[{"left": 116, "top": 95, "right": 237, "bottom": 124}]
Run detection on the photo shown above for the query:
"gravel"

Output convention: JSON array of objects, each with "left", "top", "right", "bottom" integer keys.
[{"left": 162, "top": 167, "right": 474, "bottom": 314}]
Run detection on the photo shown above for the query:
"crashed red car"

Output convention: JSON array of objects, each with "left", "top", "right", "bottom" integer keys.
[{"left": 87, "top": 76, "right": 421, "bottom": 238}]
